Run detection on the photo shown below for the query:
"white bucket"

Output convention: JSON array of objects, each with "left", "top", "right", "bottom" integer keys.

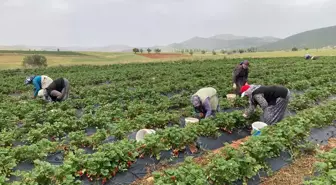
[
  {"left": 185, "top": 117, "right": 199, "bottom": 126},
  {"left": 226, "top": 94, "right": 236, "bottom": 101},
  {"left": 37, "top": 89, "right": 45, "bottom": 97},
  {"left": 251, "top": 122, "right": 268, "bottom": 136},
  {"left": 135, "top": 129, "right": 156, "bottom": 142}
]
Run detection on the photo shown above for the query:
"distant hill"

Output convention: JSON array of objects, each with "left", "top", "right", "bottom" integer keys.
[
  {"left": 259, "top": 25, "right": 336, "bottom": 51},
  {"left": 166, "top": 35, "right": 280, "bottom": 51}
]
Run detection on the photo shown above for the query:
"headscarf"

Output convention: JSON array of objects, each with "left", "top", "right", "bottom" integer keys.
[
  {"left": 191, "top": 95, "right": 201, "bottom": 107},
  {"left": 241, "top": 84, "right": 261, "bottom": 98},
  {"left": 24, "top": 75, "right": 36, "bottom": 85}
]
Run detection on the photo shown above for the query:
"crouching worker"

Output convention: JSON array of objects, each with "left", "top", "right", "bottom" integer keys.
[
  {"left": 25, "top": 75, "right": 53, "bottom": 99},
  {"left": 240, "top": 84, "right": 290, "bottom": 125},
  {"left": 191, "top": 87, "right": 220, "bottom": 119},
  {"left": 38, "top": 78, "right": 70, "bottom": 102},
  {"left": 305, "top": 54, "right": 319, "bottom": 60}
]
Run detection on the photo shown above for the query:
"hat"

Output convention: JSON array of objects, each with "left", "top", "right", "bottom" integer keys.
[
  {"left": 24, "top": 76, "right": 35, "bottom": 85},
  {"left": 242, "top": 60, "right": 249, "bottom": 66},
  {"left": 240, "top": 85, "right": 250, "bottom": 97}
]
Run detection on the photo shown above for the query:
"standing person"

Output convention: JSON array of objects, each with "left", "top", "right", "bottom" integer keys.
[
  {"left": 240, "top": 84, "right": 290, "bottom": 125},
  {"left": 233, "top": 60, "right": 249, "bottom": 95},
  {"left": 25, "top": 75, "right": 53, "bottom": 98},
  {"left": 191, "top": 87, "right": 220, "bottom": 119},
  {"left": 39, "top": 78, "right": 70, "bottom": 102}
]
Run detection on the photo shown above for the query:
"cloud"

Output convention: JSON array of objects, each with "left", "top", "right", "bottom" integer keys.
[{"left": 0, "top": 0, "right": 335, "bottom": 47}]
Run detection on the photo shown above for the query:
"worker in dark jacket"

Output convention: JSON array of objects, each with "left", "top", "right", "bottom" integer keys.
[
  {"left": 233, "top": 60, "right": 249, "bottom": 95},
  {"left": 240, "top": 84, "right": 290, "bottom": 125},
  {"left": 39, "top": 78, "right": 70, "bottom": 102}
]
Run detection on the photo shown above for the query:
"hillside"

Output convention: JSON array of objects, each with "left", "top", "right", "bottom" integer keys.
[
  {"left": 259, "top": 25, "right": 336, "bottom": 51},
  {"left": 167, "top": 35, "right": 280, "bottom": 50}
]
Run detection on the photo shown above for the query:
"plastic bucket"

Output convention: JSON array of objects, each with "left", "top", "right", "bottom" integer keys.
[
  {"left": 226, "top": 94, "right": 236, "bottom": 101},
  {"left": 135, "top": 129, "right": 156, "bottom": 142},
  {"left": 251, "top": 122, "right": 268, "bottom": 136},
  {"left": 37, "top": 89, "right": 44, "bottom": 97},
  {"left": 185, "top": 117, "right": 199, "bottom": 126}
]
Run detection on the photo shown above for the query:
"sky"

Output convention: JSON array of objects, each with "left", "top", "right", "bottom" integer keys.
[{"left": 0, "top": 0, "right": 335, "bottom": 47}]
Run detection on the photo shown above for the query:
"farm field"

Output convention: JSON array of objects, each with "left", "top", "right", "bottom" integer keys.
[
  {"left": 1, "top": 57, "right": 336, "bottom": 185},
  {"left": 1, "top": 48, "right": 336, "bottom": 69}
]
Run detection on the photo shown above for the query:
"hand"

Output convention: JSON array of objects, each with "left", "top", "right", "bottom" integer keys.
[
  {"left": 233, "top": 83, "right": 237, "bottom": 89},
  {"left": 199, "top": 113, "right": 204, "bottom": 118},
  {"left": 32, "top": 96, "right": 36, "bottom": 99},
  {"left": 243, "top": 113, "right": 248, "bottom": 118}
]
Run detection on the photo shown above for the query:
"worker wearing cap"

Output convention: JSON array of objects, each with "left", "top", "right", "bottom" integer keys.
[
  {"left": 240, "top": 84, "right": 290, "bottom": 125},
  {"left": 191, "top": 87, "right": 220, "bottom": 119},
  {"left": 24, "top": 75, "right": 53, "bottom": 98},
  {"left": 232, "top": 60, "right": 249, "bottom": 95}
]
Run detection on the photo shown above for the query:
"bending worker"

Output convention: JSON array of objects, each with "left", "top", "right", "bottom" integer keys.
[
  {"left": 25, "top": 75, "right": 53, "bottom": 99},
  {"left": 191, "top": 87, "right": 220, "bottom": 119},
  {"left": 39, "top": 77, "right": 70, "bottom": 102},
  {"left": 305, "top": 54, "right": 319, "bottom": 60},
  {"left": 240, "top": 84, "right": 290, "bottom": 125},
  {"left": 233, "top": 60, "right": 249, "bottom": 95}
]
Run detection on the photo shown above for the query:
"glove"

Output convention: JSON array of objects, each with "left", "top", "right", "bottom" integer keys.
[{"left": 233, "top": 83, "right": 237, "bottom": 89}]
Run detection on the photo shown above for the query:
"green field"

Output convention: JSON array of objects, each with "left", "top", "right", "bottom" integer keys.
[{"left": 1, "top": 49, "right": 336, "bottom": 69}]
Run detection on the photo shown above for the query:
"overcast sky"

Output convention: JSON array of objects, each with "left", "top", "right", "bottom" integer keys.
[{"left": 0, "top": 0, "right": 335, "bottom": 47}]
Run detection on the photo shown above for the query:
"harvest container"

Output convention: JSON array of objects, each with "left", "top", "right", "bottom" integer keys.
[
  {"left": 251, "top": 122, "right": 268, "bottom": 136},
  {"left": 136, "top": 129, "right": 156, "bottom": 142}
]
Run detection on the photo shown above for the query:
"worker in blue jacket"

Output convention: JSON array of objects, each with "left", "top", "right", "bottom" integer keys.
[{"left": 24, "top": 75, "right": 53, "bottom": 98}]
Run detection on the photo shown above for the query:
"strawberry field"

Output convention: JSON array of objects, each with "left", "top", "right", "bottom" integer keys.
[{"left": 1, "top": 57, "right": 336, "bottom": 185}]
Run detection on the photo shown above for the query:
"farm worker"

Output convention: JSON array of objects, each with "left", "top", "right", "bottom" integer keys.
[
  {"left": 240, "top": 84, "right": 290, "bottom": 125},
  {"left": 304, "top": 54, "right": 312, "bottom": 60},
  {"left": 232, "top": 60, "right": 249, "bottom": 95},
  {"left": 24, "top": 75, "right": 53, "bottom": 98},
  {"left": 191, "top": 87, "right": 220, "bottom": 119},
  {"left": 305, "top": 54, "right": 319, "bottom": 60},
  {"left": 38, "top": 78, "right": 70, "bottom": 102}
]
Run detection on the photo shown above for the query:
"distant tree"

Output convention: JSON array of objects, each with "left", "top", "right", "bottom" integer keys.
[
  {"left": 22, "top": 54, "right": 48, "bottom": 68},
  {"left": 247, "top": 47, "right": 257, "bottom": 53},
  {"left": 201, "top": 50, "right": 206, "bottom": 54},
  {"left": 29, "top": 49, "right": 31, "bottom": 51},
  {"left": 185, "top": 49, "right": 189, "bottom": 53},
  {"left": 238, "top": 49, "right": 245, "bottom": 54},
  {"left": 232, "top": 50, "right": 237, "bottom": 53},
  {"left": 212, "top": 50, "right": 216, "bottom": 55},
  {"left": 292, "top": 47, "right": 298, "bottom": 51},
  {"left": 57, "top": 48, "right": 60, "bottom": 52},
  {"left": 181, "top": 49, "right": 184, "bottom": 54},
  {"left": 147, "top": 48, "right": 152, "bottom": 53},
  {"left": 189, "top": 50, "right": 193, "bottom": 55},
  {"left": 220, "top": 49, "right": 226, "bottom": 54},
  {"left": 133, "top": 48, "right": 139, "bottom": 54},
  {"left": 304, "top": 47, "right": 309, "bottom": 51},
  {"left": 154, "top": 48, "right": 161, "bottom": 53},
  {"left": 140, "top": 48, "right": 143, "bottom": 53}
]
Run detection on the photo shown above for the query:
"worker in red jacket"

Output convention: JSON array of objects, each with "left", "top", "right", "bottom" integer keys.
[{"left": 240, "top": 84, "right": 290, "bottom": 125}]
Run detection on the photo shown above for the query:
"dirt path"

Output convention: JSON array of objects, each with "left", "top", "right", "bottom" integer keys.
[{"left": 261, "top": 138, "right": 336, "bottom": 185}]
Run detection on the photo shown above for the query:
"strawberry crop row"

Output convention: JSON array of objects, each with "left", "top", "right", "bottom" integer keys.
[
  {"left": 1, "top": 57, "right": 336, "bottom": 185},
  {"left": 152, "top": 100, "right": 336, "bottom": 185}
]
